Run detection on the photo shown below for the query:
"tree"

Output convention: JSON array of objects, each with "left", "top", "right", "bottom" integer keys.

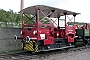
[{"left": 0, "top": 9, "right": 22, "bottom": 27}]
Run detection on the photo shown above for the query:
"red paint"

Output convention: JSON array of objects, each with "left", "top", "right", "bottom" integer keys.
[
  {"left": 17, "top": 5, "right": 54, "bottom": 45},
  {"left": 17, "top": 5, "right": 79, "bottom": 46},
  {"left": 44, "top": 37, "right": 54, "bottom": 45},
  {"left": 65, "top": 25, "right": 75, "bottom": 42},
  {"left": 68, "top": 36, "right": 74, "bottom": 42}
]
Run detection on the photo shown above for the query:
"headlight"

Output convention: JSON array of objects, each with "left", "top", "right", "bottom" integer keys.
[
  {"left": 20, "top": 31, "right": 22, "bottom": 35},
  {"left": 57, "top": 33, "right": 59, "bottom": 36},
  {"left": 33, "top": 30, "right": 37, "bottom": 35}
]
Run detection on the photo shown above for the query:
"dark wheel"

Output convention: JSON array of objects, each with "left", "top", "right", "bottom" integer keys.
[
  {"left": 21, "top": 41, "right": 25, "bottom": 50},
  {"left": 84, "top": 40, "right": 88, "bottom": 46}
]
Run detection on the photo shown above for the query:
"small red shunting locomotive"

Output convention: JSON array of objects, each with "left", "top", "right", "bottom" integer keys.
[{"left": 15, "top": 5, "right": 90, "bottom": 52}]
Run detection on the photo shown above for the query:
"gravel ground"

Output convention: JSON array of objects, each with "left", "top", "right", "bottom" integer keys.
[
  {"left": 0, "top": 46, "right": 90, "bottom": 60},
  {"left": 43, "top": 47, "right": 90, "bottom": 60}
]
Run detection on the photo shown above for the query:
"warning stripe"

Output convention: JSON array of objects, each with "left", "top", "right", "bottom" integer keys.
[
  {"left": 22, "top": 40, "right": 38, "bottom": 52},
  {"left": 35, "top": 43, "right": 38, "bottom": 52},
  {"left": 26, "top": 41, "right": 34, "bottom": 51},
  {"left": 29, "top": 41, "right": 33, "bottom": 45},
  {"left": 27, "top": 44, "right": 34, "bottom": 51}
]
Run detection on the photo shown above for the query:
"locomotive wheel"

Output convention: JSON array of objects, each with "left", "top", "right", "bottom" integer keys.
[
  {"left": 84, "top": 40, "right": 88, "bottom": 46},
  {"left": 21, "top": 40, "right": 25, "bottom": 50}
]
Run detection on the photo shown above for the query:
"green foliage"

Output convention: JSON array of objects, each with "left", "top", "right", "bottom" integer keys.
[
  {"left": 0, "top": 9, "right": 21, "bottom": 27},
  {"left": 39, "top": 16, "right": 50, "bottom": 24},
  {"left": 0, "top": 9, "right": 52, "bottom": 28},
  {"left": 23, "top": 14, "right": 35, "bottom": 24}
]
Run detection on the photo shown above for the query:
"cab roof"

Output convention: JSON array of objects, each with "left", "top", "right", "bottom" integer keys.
[{"left": 20, "top": 5, "right": 80, "bottom": 17}]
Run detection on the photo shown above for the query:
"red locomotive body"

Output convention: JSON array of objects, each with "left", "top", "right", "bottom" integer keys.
[{"left": 15, "top": 5, "right": 90, "bottom": 52}]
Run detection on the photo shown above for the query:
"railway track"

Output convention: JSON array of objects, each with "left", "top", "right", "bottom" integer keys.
[{"left": 0, "top": 45, "right": 90, "bottom": 60}]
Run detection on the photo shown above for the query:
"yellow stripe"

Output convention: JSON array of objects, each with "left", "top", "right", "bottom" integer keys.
[
  {"left": 25, "top": 45, "right": 31, "bottom": 51},
  {"left": 23, "top": 41, "right": 33, "bottom": 51},
  {"left": 35, "top": 41, "right": 38, "bottom": 52},
  {"left": 22, "top": 40, "right": 38, "bottom": 52},
  {"left": 27, "top": 41, "right": 34, "bottom": 51},
  {"left": 27, "top": 44, "right": 34, "bottom": 51}
]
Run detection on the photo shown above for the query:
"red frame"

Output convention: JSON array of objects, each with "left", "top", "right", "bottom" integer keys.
[
  {"left": 19, "top": 5, "right": 78, "bottom": 45},
  {"left": 20, "top": 6, "right": 55, "bottom": 45},
  {"left": 54, "top": 13, "right": 77, "bottom": 42}
]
